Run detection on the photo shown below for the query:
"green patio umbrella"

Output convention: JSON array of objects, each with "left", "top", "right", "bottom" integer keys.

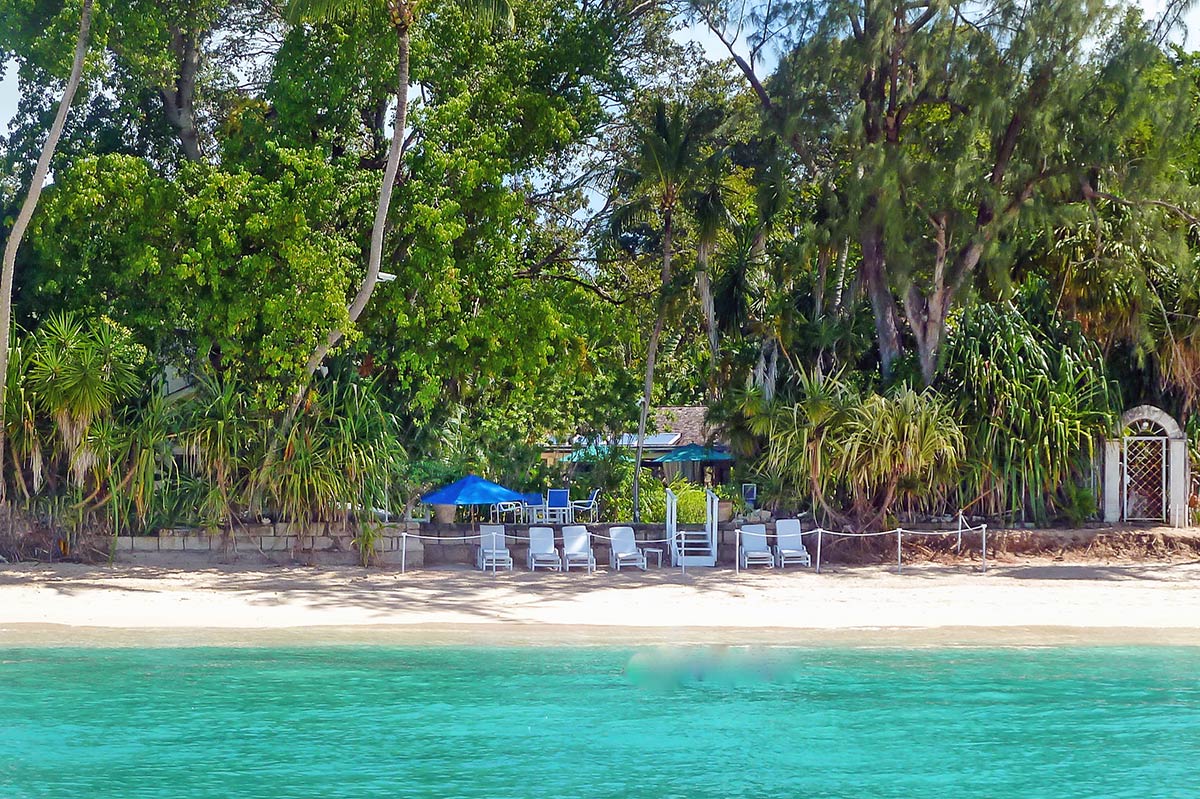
[
  {"left": 652, "top": 444, "right": 733, "bottom": 463},
  {"left": 562, "top": 443, "right": 633, "bottom": 463}
]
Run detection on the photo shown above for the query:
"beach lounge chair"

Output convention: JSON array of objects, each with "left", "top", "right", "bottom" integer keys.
[
  {"left": 527, "top": 526, "right": 562, "bottom": 571},
  {"left": 561, "top": 525, "right": 596, "bottom": 573},
  {"left": 738, "top": 524, "right": 775, "bottom": 569},
  {"left": 609, "top": 526, "right": 647, "bottom": 571},
  {"left": 571, "top": 488, "right": 601, "bottom": 523},
  {"left": 476, "top": 524, "right": 514, "bottom": 571},
  {"left": 774, "top": 519, "right": 811, "bottom": 568}
]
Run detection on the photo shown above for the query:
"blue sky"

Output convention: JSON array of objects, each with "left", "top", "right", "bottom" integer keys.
[
  {"left": 1, "top": 3, "right": 1198, "bottom": 135},
  {"left": 1, "top": 66, "right": 14, "bottom": 129}
]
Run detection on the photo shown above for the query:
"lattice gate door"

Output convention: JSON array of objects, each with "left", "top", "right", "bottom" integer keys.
[{"left": 1123, "top": 435, "right": 1167, "bottom": 522}]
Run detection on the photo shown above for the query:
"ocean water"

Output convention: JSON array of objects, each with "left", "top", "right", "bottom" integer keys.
[{"left": 1, "top": 644, "right": 1198, "bottom": 798}]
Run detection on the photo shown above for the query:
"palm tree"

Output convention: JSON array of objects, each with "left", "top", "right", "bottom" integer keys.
[
  {"left": 0, "top": 0, "right": 95, "bottom": 497},
  {"left": 689, "top": 179, "right": 727, "bottom": 382},
  {"left": 613, "top": 99, "right": 722, "bottom": 522},
  {"left": 280, "top": 0, "right": 514, "bottom": 430}
]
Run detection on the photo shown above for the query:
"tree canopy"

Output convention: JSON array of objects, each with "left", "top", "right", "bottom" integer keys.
[{"left": 4, "top": 0, "right": 1200, "bottom": 537}]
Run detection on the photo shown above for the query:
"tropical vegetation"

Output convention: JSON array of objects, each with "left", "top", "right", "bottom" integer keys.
[{"left": 3, "top": 0, "right": 1200, "bottom": 556}]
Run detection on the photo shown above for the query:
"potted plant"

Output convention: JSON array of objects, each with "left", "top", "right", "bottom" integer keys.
[{"left": 713, "top": 485, "right": 739, "bottom": 522}]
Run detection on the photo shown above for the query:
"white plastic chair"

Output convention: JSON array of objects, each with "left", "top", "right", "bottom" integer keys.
[
  {"left": 545, "top": 489, "right": 572, "bottom": 524},
  {"left": 571, "top": 488, "right": 601, "bottom": 522},
  {"left": 738, "top": 524, "right": 775, "bottom": 569},
  {"left": 609, "top": 526, "right": 647, "bottom": 571},
  {"left": 490, "top": 500, "right": 523, "bottom": 523},
  {"left": 774, "top": 519, "right": 811, "bottom": 568},
  {"left": 476, "top": 524, "right": 513, "bottom": 571},
  {"left": 527, "top": 526, "right": 562, "bottom": 571},
  {"left": 561, "top": 525, "right": 596, "bottom": 573}
]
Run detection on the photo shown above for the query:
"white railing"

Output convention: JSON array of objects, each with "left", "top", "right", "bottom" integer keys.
[
  {"left": 665, "top": 487, "right": 679, "bottom": 568},
  {"left": 727, "top": 512, "right": 987, "bottom": 575},
  {"left": 705, "top": 489, "right": 718, "bottom": 560}
]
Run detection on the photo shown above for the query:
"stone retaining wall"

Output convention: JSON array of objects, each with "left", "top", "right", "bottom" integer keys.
[
  {"left": 98, "top": 521, "right": 1200, "bottom": 568},
  {"left": 112, "top": 523, "right": 425, "bottom": 567},
  {"left": 109, "top": 522, "right": 747, "bottom": 567},
  {"left": 414, "top": 522, "right": 763, "bottom": 567}
]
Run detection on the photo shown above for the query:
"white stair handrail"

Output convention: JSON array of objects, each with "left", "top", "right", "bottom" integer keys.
[
  {"left": 705, "top": 489, "right": 718, "bottom": 563},
  {"left": 665, "top": 487, "right": 679, "bottom": 567}
]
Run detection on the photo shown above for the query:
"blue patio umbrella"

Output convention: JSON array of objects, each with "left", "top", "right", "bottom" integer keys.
[
  {"left": 421, "top": 474, "right": 526, "bottom": 506},
  {"left": 652, "top": 444, "right": 734, "bottom": 463}
]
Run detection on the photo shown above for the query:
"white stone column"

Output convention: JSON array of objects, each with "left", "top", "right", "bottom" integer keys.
[
  {"left": 1103, "top": 439, "right": 1122, "bottom": 524},
  {"left": 1168, "top": 438, "right": 1189, "bottom": 528}
]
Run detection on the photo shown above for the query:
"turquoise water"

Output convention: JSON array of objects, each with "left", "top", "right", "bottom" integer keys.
[{"left": 2, "top": 645, "right": 1199, "bottom": 798}]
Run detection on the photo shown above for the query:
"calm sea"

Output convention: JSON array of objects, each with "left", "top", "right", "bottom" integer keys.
[{"left": 1, "top": 644, "right": 1198, "bottom": 798}]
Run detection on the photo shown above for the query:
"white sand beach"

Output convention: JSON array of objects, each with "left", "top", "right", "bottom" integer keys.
[{"left": 2, "top": 559, "right": 1199, "bottom": 645}]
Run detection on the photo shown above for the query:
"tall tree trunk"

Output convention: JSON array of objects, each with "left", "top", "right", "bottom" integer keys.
[
  {"left": 831, "top": 237, "right": 850, "bottom": 315},
  {"left": 632, "top": 207, "right": 673, "bottom": 524},
  {"left": 695, "top": 239, "right": 718, "bottom": 378},
  {"left": 0, "top": 0, "right": 93, "bottom": 500},
  {"left": 858, "top": 221, "right": 903, "bottom": 379},
  {"left": 161, "top": 26, "right": 203, "bottom": 161},
  {"left": 813, "top": 244, "right": 832, "bottom": 378},
  {"left": 906, "top": 236, "right": 984, "bottom": 385},
  {"left": 276, "top": 24, "right": 411, "bottom": 436}
]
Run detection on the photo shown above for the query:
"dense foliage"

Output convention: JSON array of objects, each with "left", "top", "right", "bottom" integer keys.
[{"left": 3, "top": 0, "right": 1200, "bottom": 545}]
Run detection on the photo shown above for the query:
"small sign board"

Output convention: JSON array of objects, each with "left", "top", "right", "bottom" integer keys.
[{"left": 741, "top": 483, "right": 757, "bottom": 508}]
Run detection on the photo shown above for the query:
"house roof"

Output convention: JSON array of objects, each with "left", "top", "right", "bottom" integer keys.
[
  {"left": 653, "top": 406, "right": 712, "bottom": 447},
  {"left": 545, "top": 405, "right": 717, "bottom": 453}
]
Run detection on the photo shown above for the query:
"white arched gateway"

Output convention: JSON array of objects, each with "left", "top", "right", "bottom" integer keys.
[{"left": 1102, "top": 405, "right": 1190, "bottom": 527}]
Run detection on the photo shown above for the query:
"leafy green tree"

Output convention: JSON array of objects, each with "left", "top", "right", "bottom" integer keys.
[
  {"left": 23, "top": 148, "right": 375, "bottom": 402},
  {"left": 280, "top": 0, "right": 515, "bottom": 430},
  {"left": 698, "top": 0, "right": 1191, "bottom": 384},
  {"left": 0, "top": 0, "right": 95, "bottom": 494}
]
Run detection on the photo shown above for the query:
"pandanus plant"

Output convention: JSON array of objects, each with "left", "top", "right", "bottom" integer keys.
[
  {"left": 764, "top": 370, "right": 964, "bottom": 531},
  {"left": 24, "top": 315, "right": 143, "bottom": 490},
  {"left": 939, "top": 302, "right": 1116, "bottom": 523},
  {"left": 179, "top": 375, "right": 261, "bottom": 531}
]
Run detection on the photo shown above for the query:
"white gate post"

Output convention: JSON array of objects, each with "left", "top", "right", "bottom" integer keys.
[
  {"left": 1169, "top": 438, "right": 1189, "bottom": 527},
  {"left": 1103, "top": 439, "right": 1121, "bottom": 523}
]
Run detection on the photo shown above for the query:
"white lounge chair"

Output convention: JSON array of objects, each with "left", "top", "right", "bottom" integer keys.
[
  {"left": 738, "top": 524, "right": 775, "bottom": 569},
  {"left": 609, "top": 526, "right": 647, "bottom": 571},
  {"left": 527, "top": 526, "right": 562, "bottom": 571},
  {"left": 561, "top": 525, "right": 596, "bottom": 573},
  {"left": 774, "top": 519, "right": 811, "bottom": 568},
  {"left": 476, "top": 524, "right": 513, "bottom": 571}
]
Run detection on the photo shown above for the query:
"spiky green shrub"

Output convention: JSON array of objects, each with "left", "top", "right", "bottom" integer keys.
[
  {"left": 939, "top": 303, "right": 1117, "bottom": 523},
  {"left": 764, "top": 371, "right": 964, "bottom": 530}
]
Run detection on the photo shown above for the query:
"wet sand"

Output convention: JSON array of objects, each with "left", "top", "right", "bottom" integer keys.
[{"left": 1, "top": 559, "right": 1199, "bottom": 646}]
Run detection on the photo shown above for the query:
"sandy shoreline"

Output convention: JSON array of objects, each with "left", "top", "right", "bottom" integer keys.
[{"left": 1, "top": 558, "right": 1199, "bottom": 646}]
